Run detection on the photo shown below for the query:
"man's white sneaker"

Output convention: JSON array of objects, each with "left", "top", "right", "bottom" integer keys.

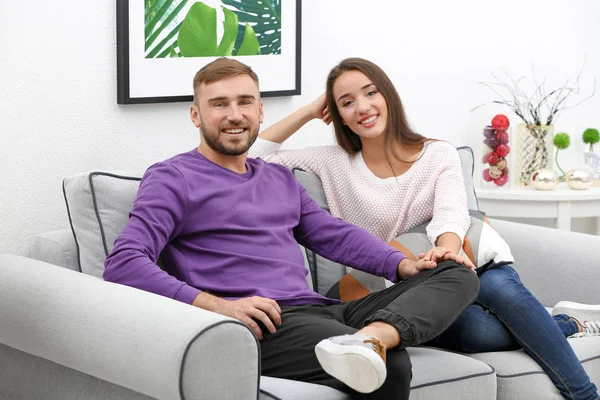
[
  {"left": 552, "top": 301, "right": 600, "bottom": 338},
  {"left": 315, "top": 334, "right": 387, "bottom": 393}
]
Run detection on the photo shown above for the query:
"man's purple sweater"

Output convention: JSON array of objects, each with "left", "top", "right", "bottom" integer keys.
[{"left": 104, "top": 149, "right": 406, "bottom": 306}]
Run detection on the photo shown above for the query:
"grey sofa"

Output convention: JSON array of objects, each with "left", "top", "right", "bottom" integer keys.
[{"left": 1, "top": 148, "right": 599, "bottom": 400}]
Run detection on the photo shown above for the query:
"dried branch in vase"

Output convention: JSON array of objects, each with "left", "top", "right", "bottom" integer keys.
[{"left": 471, "top": 60, "right": 596, "bottom": 127}]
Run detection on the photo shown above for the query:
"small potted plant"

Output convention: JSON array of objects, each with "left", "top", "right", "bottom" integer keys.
[
  {"left": 583, "top": 128, "right": 599, "bottom": 152},
  {"left": 553, "top": 132, "right": 571, "bottom": 181},
  {"left": 583, "top": 128, "right": 600, "bottom": 179}
]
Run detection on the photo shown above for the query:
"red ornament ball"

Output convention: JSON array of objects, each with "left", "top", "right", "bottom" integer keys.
[
  {"left": 496, "top": 144, "right": 510, "bottom": 158},
  {"left": 492, "top": 114, "right": 510, "bottom": 129},
  {"left": 496, "top": 131, "right": 509, "bottom": 145},
  {"left": 486, "top": 152, "right": 499, "bottom": 165},
  {"left": 502, "top": 167, "right": 509, "bottom": 177},
  {"left": 482, "top": 168, "right": 493, "bottom": 182},
  {"left": 494, "top": 174, "right": 509, "bottom": 186}
]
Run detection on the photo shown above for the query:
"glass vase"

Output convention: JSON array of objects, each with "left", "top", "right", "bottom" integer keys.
[
  {"left": 515, "top": 124, "right": 554, "bottom": 186},
  {"left": 481, "top": 125, "right": 510, "bottom": 189},
  {"left": 584, "top": 151, "right": 600, "bottom": 180}
]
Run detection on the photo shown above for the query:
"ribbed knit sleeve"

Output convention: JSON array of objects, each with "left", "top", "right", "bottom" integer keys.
[
  {"left": 249, "top": 137, "right": 327, "bottom": 175},
  {"left": 425, "top": 143, "right": 471, "bottom": 246}
]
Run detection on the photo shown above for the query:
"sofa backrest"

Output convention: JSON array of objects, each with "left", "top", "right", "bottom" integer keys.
[
  {"left": 456, "top": 146, "right": 478, "bottom": 211},
  {"left": 62, "top": 146, "right": 476, "bottom": 286}
]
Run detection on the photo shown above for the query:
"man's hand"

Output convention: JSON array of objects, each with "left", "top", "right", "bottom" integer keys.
[
  {"left": 215, "top": 296, "right": 282, "bottom": 339},
  {"left": 419, "top": 246, "right": 476, "bottom": 272},
  {"left": 397, "top": 258, "right": 437, "bottom": 280}
]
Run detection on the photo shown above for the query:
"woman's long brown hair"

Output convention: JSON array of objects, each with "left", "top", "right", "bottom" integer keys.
[{"left": 325, "top": 58, "right": 428, "bottom": 164}]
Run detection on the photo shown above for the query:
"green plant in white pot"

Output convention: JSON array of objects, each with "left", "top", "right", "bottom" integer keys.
[
  {"left": 583, "top": 128, "right": 599, "bottom": 152},
  {"left": 583, "top": 128, "right": 600, "bottom": 179},
  {"left": 553, "top": 132, "right": 571, "bottom": 181}
]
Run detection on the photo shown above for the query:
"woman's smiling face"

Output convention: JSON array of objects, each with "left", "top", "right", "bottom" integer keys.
[{"left": 332, "top": 69, "right": 389, "bottom": 141}]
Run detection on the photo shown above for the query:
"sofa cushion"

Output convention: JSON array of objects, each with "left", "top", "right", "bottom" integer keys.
[
  {"left": 408, "top": 347, "right": 497, "bottom": 400},
  {"left": 259, "top": 377, "right": 346, "bottom": 400},
  {"left": 63, "top": 171, "right": 141, "bottom": 277},
  {"left": 259, "top": 347, "right": 496, "bottom": 400},
  {"left": 294, "top": 146, "right": 479, "bottom": 296},
  {"left": 469, "top": 336, "right": 600, "bottom": 399}
]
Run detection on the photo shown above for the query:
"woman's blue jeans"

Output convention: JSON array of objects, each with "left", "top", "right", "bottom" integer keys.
[{"left": 427, "top": 264, "right": 598, "bottom": 400}]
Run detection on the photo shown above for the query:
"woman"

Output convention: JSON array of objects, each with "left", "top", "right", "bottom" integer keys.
[{"left": 250, "top": 57, "right": 600, "bottom": 399}]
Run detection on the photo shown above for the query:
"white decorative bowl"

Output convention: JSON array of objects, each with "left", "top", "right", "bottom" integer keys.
[
  {"left": 566, "top": 169, "right": 593, "bottom": 190},
  {"left": 531, "top": 169, "right": 558, "bottom": 191}
]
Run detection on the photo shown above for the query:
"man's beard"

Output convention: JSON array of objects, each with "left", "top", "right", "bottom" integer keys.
[{"left": 200, "top": 120, "right": 259, "bottom": 156}]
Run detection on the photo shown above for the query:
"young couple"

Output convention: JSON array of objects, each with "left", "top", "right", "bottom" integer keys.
[{"left": 104, "top": 57, "right": 599, "bottom": 399}]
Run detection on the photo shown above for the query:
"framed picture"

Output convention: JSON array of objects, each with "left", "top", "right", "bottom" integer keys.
[{"left": 117, "top": 0, "right": 301, "bottom": 104}]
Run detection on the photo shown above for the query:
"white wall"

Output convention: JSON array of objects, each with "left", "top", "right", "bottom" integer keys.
[{"left": 1, "top": 0, "right": 599, "bottom": 256}]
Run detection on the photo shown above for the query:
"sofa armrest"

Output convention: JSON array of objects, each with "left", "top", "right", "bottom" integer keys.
[
  {"left": 490, "top": 219, "right": 600, "bottom": 306},
  {"left": 0, "top": 254, "right": 260, "bottom": 400},
  {"left": 30, "top": 229, "right": 79, "bottom": 271}
]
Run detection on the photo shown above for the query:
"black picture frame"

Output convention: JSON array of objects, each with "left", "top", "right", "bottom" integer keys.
[{"left": 117, "top": 0, "right": 301, "bottom": 104}]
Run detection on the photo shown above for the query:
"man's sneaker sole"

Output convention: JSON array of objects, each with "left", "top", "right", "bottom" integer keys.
[{"left": 315, "top": 338, "right": 386, "bottom": 393}]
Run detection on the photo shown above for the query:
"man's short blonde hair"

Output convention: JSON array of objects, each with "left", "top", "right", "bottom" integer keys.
[{"left": 193, "top": 58, "right": 260, "bottom": 103}]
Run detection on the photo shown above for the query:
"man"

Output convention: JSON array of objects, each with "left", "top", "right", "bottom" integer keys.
[{"left": 104, "top": 58, "right": 479, "bottom": 398}]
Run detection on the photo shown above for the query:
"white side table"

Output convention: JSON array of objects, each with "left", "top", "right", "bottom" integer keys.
[{"left": 476, "top": 185, "right": 600, "bottom": 234}]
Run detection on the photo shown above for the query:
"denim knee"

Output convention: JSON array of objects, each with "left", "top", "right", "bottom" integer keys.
[
  {"left": 456, "top": 306, "right": 519, "bottom": 352},
  {"left": 477, "top": 265, "right": 523, "bottom": 306}
]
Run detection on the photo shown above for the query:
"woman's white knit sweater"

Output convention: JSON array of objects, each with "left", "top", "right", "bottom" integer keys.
[{"left": 250, "top": 138, "right": 471, "bottom": 245}]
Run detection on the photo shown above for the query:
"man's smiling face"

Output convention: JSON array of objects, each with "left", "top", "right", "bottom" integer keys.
[{"left": 191, "top": 74, "right": 264, "bottom": 156}]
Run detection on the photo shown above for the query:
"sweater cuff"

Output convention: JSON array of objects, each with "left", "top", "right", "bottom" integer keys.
[
  {"left": 174, "top": 283, "right": 202, "bottom": 304},
  {"left": 428, "top": 223, "right": 467, "bottom": 248},
  {"left": 382, "top": 251, "right": 407, "bottom": 283},
  {"left": 250, "top": 137, "right": 283, "bottom": 157}
]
